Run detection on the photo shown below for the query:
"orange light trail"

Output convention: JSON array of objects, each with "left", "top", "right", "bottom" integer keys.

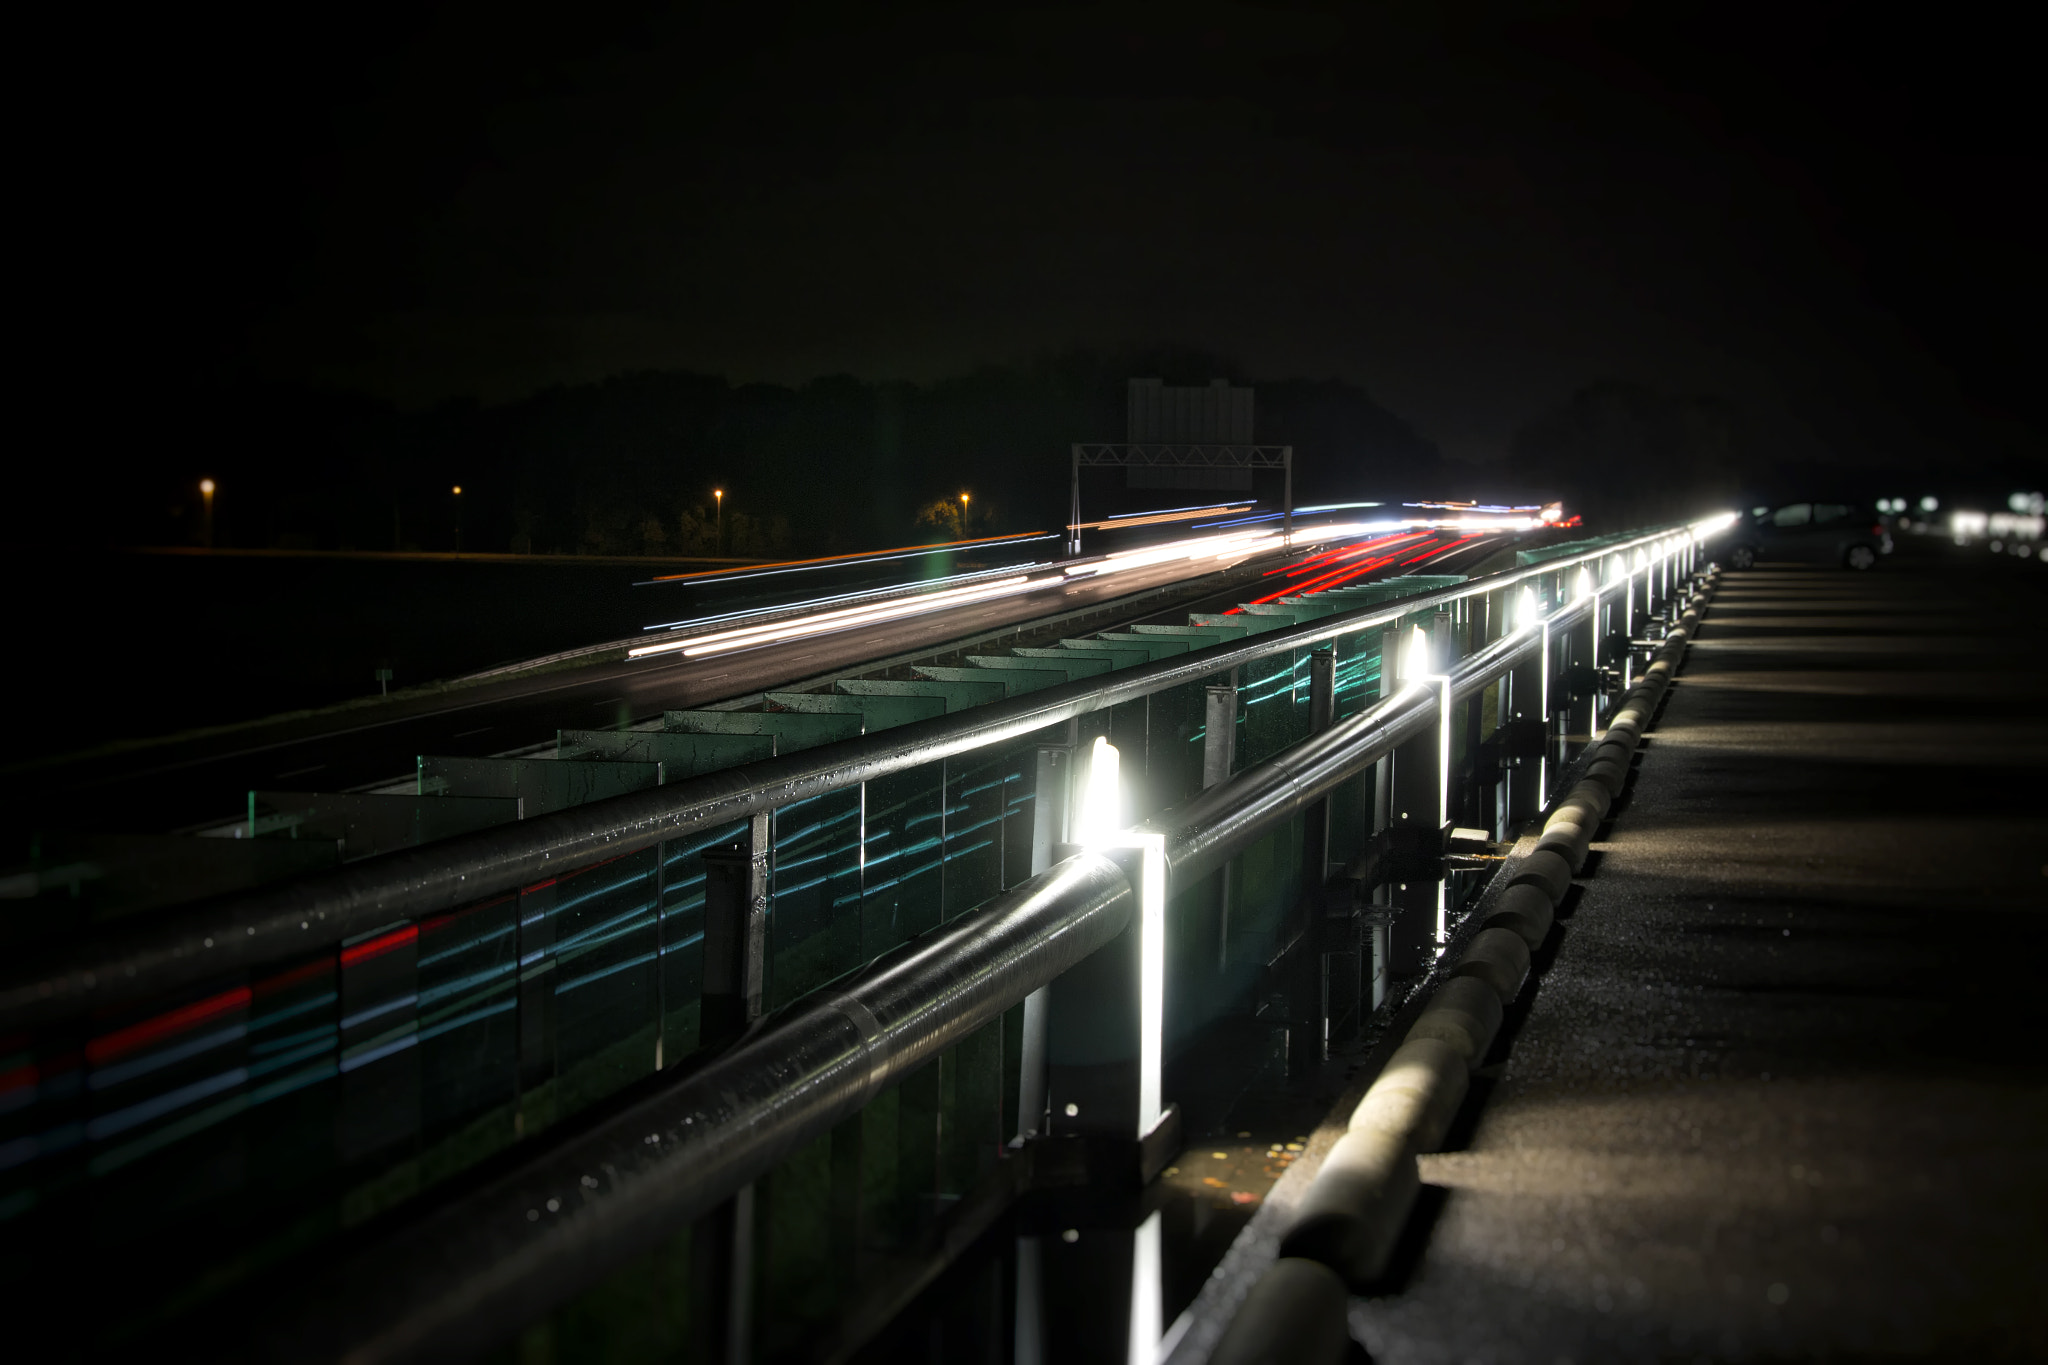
[{"left": 648, "top": 530, "right": 1051, "bottom": 583}]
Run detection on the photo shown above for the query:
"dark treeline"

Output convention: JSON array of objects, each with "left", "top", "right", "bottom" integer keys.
[
  {"left": 44, "top": 359, "right": 1983, "bottom": 562},
  {"left": 81, "top": 351, "right": 1449, "bottom": 557}
]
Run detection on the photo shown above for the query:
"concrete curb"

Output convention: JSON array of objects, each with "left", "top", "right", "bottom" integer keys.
[
  {"left": 1195, "top": 567, "right": 1718, "bottom": 1358},
  {"left": 1204, "top": 1258, "right": 1355, "bottom": 1365}
]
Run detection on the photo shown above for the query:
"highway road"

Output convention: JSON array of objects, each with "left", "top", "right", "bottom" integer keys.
[{"left": 7, "top": 525, "right": 1501, "bottom": 837}]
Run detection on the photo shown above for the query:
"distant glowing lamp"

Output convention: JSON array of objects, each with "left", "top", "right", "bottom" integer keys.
[{"left": 199, "top": 478, "right": 215, "bottom": 496}]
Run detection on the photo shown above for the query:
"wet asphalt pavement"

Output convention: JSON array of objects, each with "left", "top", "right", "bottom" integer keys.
[{"left": 1354, "top": 558, "right": 2048, "bottom": 1362}]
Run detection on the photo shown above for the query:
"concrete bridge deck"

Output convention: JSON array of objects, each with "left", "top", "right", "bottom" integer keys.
[{"left": 1352, "top": 561, "right": 2048, "bottom": 1362}]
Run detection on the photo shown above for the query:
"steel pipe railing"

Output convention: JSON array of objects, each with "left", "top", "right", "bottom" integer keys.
[
  {"left": 0, "top": 519, "right": 1729, "bottom": 1029},
  {"left": 240, "top": 524, "right": 1724, "bottom": 1364},
  {"left": 258, "top": 855, "right": 1138, "bottom": 1364},
  {"left": 1150, "top": 621, "right": 1543, "bottom": 891}
]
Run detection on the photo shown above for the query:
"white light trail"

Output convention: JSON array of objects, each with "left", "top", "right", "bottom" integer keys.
[
  {"left": 629, "top": 574, "right": 1040, "bottom": 661},
  {"left": 627, "top": 509, "right": 1541, "bottom": 669},
  {"left": 638, "top": 561, "right": 1053, "bottom": 634},
  {"left": 1062, "top": 528, "right": 1281, "bottom": 580}
]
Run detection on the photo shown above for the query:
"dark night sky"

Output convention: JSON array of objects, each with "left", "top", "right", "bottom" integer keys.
[{"left": 54, "top": 2, "right": 2043, "bottom": 476}]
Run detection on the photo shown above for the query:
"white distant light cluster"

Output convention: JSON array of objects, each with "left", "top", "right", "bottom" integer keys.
[
  {"left": 1062, "top": 527, "right": 1281, "bottom": 580},
  {"left": 1950, "top": 508, "right": 2044, "bottom": 543}
]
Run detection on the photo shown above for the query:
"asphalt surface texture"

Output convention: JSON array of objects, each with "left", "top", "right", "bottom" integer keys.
[
  {"left": 1354, "top": 556, "right": 2048, "bottom": 1362},
  {"left": 3, "top": 546, "right": 1277, "bottom": 836},
  {"left": 9, "top": 530, "right": 1497, "bottom": 839}
]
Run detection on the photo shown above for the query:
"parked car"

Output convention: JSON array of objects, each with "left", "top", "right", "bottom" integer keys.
[{"left": 1722, "top": 502, "right": 1891, "bottom": 570}]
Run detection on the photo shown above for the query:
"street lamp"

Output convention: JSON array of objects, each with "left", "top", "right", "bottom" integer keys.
[
  {"left": 452, "top": 485, "right": 463, "bottom": 554},
  {"left": 960, "top": 491, "right": 971, "bottom": 536},
  {"left": 713, "top": 488, "right": 724, "bottom": 554},
  {"left": 199, "top": 478, "right": 215, "bottom": 548}
]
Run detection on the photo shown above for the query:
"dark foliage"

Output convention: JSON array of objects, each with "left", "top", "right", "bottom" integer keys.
[{"left": 65, "top": 354, "right": 1447, "bottom": 555}]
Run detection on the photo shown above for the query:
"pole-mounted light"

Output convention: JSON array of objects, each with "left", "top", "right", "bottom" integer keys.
[
  {"left": 1397, "top": 623, "right": 1431, "bottom": 682},
  {"left": 1073, "top": 737, "right": 1167, "bottom": 1142},
  {"left": 1075, "top": 736, "right": 1122, "bottom": 846},
  {"left": 1396, "top": 623, "right": 1455, "bottom": 947}
]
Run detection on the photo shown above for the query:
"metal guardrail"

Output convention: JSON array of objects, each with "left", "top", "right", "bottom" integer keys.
[
  {"left": 237, "top": 517, "right": 1726, "bottom": 1363},
  {"left": 1, "top": 522, "right": 1717, "bottom": 1030}
]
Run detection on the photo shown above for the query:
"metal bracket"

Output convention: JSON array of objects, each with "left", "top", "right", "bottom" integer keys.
[{"left": 1444, "top": 825, "right": 1508, "bottom": 872}]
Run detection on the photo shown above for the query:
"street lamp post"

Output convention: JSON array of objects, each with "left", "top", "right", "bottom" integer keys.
[
  {"left": 199, "top": 478, "right": 215, "bottom": 548},
  {"left": 452, "top": 485, "right": 463, "bottom": 554},
  {"left": 960, "top": 490, "right": 970, "bottom": 536},
  {"left": 714, "top": 488, "right": 724, "bottom": 555}
]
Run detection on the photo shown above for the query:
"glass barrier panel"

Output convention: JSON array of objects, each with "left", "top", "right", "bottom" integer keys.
[
  {"left": 940, "top": 752, "right": 1008, "bottom": 921},
  {"left": 416, "top": 893, "right": 521, "bottom": 1178},
  {"left": 999, "top": 739, "right": 1038, "bottom": 892},
  {"left": 1236, "top": 647, "right": 1307, "bottom": 769},
  {"left": 1220, "top": 815, "right": 1304, "bottom": 997},
  {"left": 512, "top": 1011, "right": 1019, "bottom": 1365},
  {"left": 862, "top": 763, "right": 945, "bottom": 960},
  {"left": 768, "top": 790, "right": 863, "bottom": 1010},
  {"left": 549, "top": 850, "right": 660, "bottom": 1118}
]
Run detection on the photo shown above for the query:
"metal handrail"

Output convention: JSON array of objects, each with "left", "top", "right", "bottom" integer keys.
[
  {"left": 1152, "top": 617, "right": 1539, "bottom": 889},
  {"left": 246, "top": 533, "right": 1703, "bottom": 1364},
  {"left": 260, "top": 855, "right": 1137, "bottom": 1363},
  {"left": 0, "top": 521, "right": 1711, "bottom": 1028}
]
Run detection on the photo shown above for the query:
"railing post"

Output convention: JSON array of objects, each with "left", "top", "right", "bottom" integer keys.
[
  {"left": 1305, "top": 647, "right": 1362, "bottom": 1058},
  {"left": 692, "top": 1182, "right": 756, "bottom": 1365},
  {"left": 1386, "top": 616, "right": 1445, "bottom": 979},
  {"left": 1203, "top": 681, "right": 1238, "bottom": 974},
  {"left": 1575, "top": 576, "right": 1602, "bottom": 752},
  {"left": 1458, "top": 607, "right": 1485, "bottom": 829},
  {"left": 698, "top": 812, "right": 769, "bottom": 1365},
  {"left": 1202, "top": 682, "right": 1238, "bottom": 790},
  {"left": 1044, "top": 744, "right": 1179, "bottom": 1179},
  {"left": 1015, "top": 1233, "right": 1045, "bottom": 1365},
  {"left": 1507, "top": 615, "right": 1546, "bottom": 828},
  {"left": 1368, "top": 634, "right": 1396, "bottom": 1011},
  {"left": 701, "top": 813, "right": 770, "bottom": 1046},
  {"left": 1621, "top": 560, "right": 1636, "bottom": 692},
  {"left": 1016, "top": 737, "right": 1074, "bottom": 1144},
  {"left": 1011, "top": 732, "right": 1074, "bottom": 1362},
  {"left": 1304, "top": 647, "right": 1336, "bottom": 883}
]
